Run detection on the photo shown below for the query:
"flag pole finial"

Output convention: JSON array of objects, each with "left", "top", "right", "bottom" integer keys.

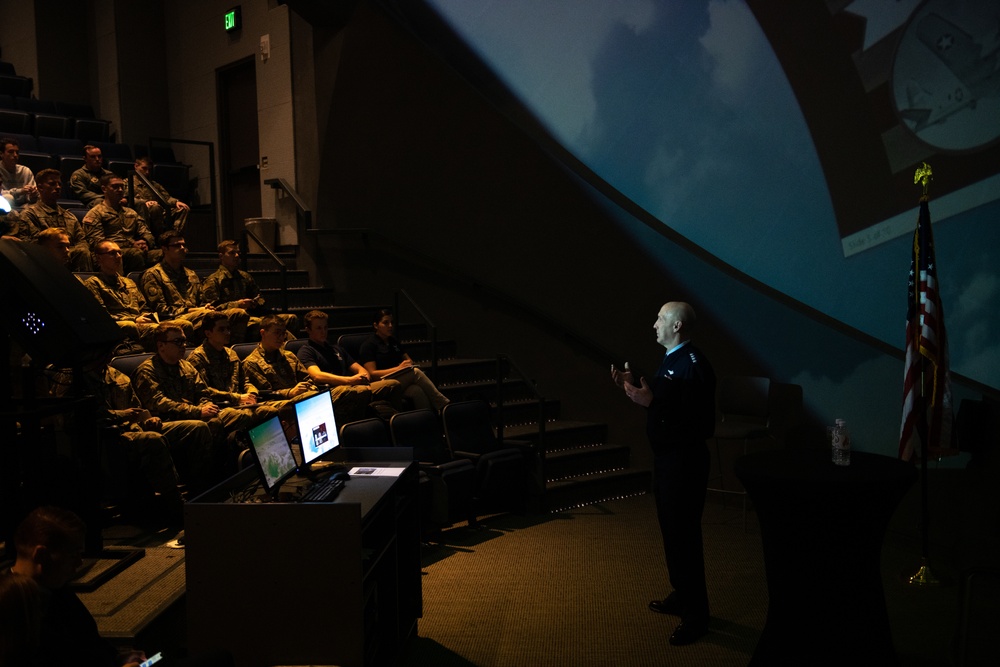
[{"left": 914, "top": 162, "right": 933, "bottom": 199}]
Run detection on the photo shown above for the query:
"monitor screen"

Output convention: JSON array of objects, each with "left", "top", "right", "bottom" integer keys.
[
  {"left": 294, "top": 391, "right": 340, "bottom": 467},
  {"left": 246, "top": 415, "right": 298, "bottom": 495}
]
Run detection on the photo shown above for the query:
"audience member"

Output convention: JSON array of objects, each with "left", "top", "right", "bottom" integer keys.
[
  {"left": 6, "top": 507, "right": 233, "bottom": 667},
  {"left": 142, "top": 231, "right": 250, "bottom": 342},
  {"left": 187, "top": 312, "right": 283, "bottom": 418},
  {"left": 133, "top": 322, "right": 256, "bottom": 473},
  {"left": 12, "top": 167, "right": 93, "bottom": 271},
  {"left": 70, "top": 144, "right": 114, "bottom": 209},
  {"left": 83, "top": 174, "right": 156, "bottom": 273},
  {"left": 85, "top": 239, "right": 188, "bottom": 351},
  {"left": 0, "top": 573, "right": 42, "bottom": 667},
  {"left": 241, "top": 315, "right": 319, "bottom": 404},
  {"left": 359, "top": 308, "right": 450, "bottom": 410},
  {"left": 53, "top": 358, "right": 214, "bottom": 515},
  {"left": 126, "top": 156, "right": 190, "bottom": 237},
  {"left": 200, "top": 239, "right": 299, "bottom": 338},
  {"left": 35, "top": 227, "right": 72, "bottom": 267},
  {"left": 296, "top": 309, "right": 404, "bottom": 422},
  {"left": 7, "top": 506, "right": 145, "bottom": 666},
  {"left": 0, "top": 137, "right": 37, "bottom": 211}
]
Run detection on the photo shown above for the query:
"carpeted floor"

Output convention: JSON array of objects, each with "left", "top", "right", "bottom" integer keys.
[
  {"left": 403, "top": 495, "right": 767, "bottom": 666},
  {"left": 401, "top": 493, "right": 960, "bottom": 667}
]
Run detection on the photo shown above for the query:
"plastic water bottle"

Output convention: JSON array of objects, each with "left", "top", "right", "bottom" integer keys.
[{"left": 831, "top": 419, "right": 851, "bottom": 466}]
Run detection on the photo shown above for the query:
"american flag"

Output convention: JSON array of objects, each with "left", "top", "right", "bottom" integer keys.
[{"left": 899, "top": 199, "right": 953, "bottom": 460}]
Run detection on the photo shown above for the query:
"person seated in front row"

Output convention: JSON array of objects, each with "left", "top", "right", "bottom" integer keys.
[
  {"left": 187, "top": 312, "right": 285, "bottom": 418},
  {"left": 133, "top": 322, "right": 258, "bottom": 478},
  {"left": 241, "top": 315, "right": 319, "bottom": 402},
  {"left": 360, "top": 308, "right": 450, "bottom": 411},
  {"left": 296, "top": 309, "right": 405, "bottom": 423},
  {"left": 142, "top": 230, "right": 250, "bottom": 342}
]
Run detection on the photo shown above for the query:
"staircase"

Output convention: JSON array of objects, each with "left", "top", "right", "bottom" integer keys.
[{"left": 187, "top": 251, "right": 652, "bottom": 513}]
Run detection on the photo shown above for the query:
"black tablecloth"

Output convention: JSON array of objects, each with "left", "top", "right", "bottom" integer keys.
[{"left": 735, "top": 448, "right": 917, "bottom": 666}]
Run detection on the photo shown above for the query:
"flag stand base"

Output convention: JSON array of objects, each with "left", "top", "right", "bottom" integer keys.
[{"left": 906, "top": 559, "right": 947, "bottom": 586}]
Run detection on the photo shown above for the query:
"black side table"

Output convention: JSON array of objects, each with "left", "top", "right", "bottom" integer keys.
[{"left": 735, "top": 448, "right": 916, "bottom": 666}]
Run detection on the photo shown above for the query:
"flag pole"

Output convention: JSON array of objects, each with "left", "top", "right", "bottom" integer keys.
[{"left": 907, "top": 163, "right": 941, "bottom": 586}]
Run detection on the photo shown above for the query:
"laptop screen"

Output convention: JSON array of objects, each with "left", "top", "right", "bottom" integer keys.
[
  {"left": 246, "top": 415, "right": 298, "bottom": 495},
  {"left": 294, "top": 390, "right": 340, "bottom": 467}
]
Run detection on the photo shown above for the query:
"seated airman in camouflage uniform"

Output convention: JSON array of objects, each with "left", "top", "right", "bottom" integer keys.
[
  {"left": 82, "top": 173, "right": 157, "bottom": 273},
  {"left": 201, "top": 240, "right": 299, "bottom": 340},
  {"left": 133, "top": 322, "right": 256, "bottom": 477},
  {"left": 142, "top": 230, "right": 250, "bottom": 342}
]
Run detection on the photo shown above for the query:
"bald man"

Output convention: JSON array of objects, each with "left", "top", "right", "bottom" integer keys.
[{"left": 612, "top": 301, "right": 716, "bottom": 646}]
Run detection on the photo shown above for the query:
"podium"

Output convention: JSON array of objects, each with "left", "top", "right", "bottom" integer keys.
[{"left": 185, "top": 449, "right": 421, "bottom": 667}]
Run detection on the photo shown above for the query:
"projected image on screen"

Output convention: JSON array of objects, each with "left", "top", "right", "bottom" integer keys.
[{"left": 294, "top": 392, "right": 340, "bottom": 466}]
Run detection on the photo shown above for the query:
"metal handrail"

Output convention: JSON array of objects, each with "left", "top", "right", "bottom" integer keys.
[
  {"left": 264, "top": 178, "right": 313, "bottom": 229},
  {"left": 495, "top": 354, "right": 545, "bottom": 454},
  {"left": 393, "top": 288, "right": 438, "bottom": 382},
  {"left": 240, "top": 227, "right": 288, "bottom": 314}
]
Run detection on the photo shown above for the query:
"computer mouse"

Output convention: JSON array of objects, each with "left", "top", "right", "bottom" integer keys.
[{"left": 331, "top": 471, "right": 351, "bottom": 481}]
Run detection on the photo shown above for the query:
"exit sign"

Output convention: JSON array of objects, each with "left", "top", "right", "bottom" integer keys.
[{"left": 225, "top": 6, "right": 242, "bottom": 32}]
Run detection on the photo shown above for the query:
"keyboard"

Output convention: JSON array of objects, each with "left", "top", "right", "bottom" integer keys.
[{"left": 300, "top": 476, "right": 345, "bottom": 502}]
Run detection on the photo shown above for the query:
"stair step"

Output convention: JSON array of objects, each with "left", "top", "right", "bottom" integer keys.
[
  {"left": 249, "top": 269, "right": 311, "bottom": 290},
  {"left": 544, "top": 469, "right": 651, "bottom": 513},
  {"left": 490, "top": 398, "right": 561, "bottom": 426},
  {"left": 544, "top": 443, "right": 632, "bottom": 482},
  {"left": 503, "top": 420, "right": 608, "bottom": 450}
]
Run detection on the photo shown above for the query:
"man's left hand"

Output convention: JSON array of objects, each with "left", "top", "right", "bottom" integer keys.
[{"left": 623, "top": 377, "right": 653, "bottom": 407}]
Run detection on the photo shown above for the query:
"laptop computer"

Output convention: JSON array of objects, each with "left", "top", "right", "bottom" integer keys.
[{"left": 245, "top": 413, "right": 345, "bottom": 501}]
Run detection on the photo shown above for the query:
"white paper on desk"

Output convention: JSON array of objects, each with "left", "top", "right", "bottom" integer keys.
[{"left": 348, "top": 466, "right": 405, "bottom": 477}]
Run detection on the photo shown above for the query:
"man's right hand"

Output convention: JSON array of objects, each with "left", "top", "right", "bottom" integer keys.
[{"left": 200, "top": 403, "right": 220, "bottom": 419}]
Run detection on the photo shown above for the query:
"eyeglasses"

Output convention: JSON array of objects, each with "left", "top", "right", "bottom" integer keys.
[{"left": 164, "top": 337, "right": 187, "bottom": 347}]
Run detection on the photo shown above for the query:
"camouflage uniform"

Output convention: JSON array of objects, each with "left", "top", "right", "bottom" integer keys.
[
  {"left": 84, "top": 273, "right": 192, "bottom": 349},
  {"left": 69, "top": 166, "right": 113, "bottom": 208},
  {"left": 89, "top": 364, "right": 215, "bottom": 499},
  {"left": 244, "top": 344, "right": 378, "bottom": 425},
  {"left": 127, "top": 175, "right": 189, "bottom": 237},
  {"left": 188, "top": 342, "right": 283, "bottom": 419},
  {"left": 142, "top": 262, "right": 250, "bottom": 342},
  {"left": 10, "top": 200, "right": 93, "bottom": 271},
  {"left": 82, "top": 200, "right": 156, "bottom": 273},
  {"left": 201, "top": 264, "right": 299, "bottom": 339},
  {"left": 133, "top": 355, "right": 256, "bottom": 481}
]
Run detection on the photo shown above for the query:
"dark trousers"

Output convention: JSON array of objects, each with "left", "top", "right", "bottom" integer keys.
[{"left": 652, "top": 443, "right": 710, "bottom": 625}]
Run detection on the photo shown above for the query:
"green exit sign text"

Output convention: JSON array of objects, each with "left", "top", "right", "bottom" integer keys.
[{"left": 225, "top": 7, "right": 242, "bottom": 32}]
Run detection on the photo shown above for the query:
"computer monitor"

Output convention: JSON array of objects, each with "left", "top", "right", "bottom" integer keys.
[
  {"left": 246, "top": 415, "right": 298, "bottom": 496},
  {"left": 294, "top": 390, "right": 341, "bottom": 468}
]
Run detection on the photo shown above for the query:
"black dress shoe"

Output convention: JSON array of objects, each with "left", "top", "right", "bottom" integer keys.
[
  {"left": 648, "top": 594, "right": 683, "bottom": 616},
  {"left": 669, "top": 621, "right": 708, "bottom": 646}
]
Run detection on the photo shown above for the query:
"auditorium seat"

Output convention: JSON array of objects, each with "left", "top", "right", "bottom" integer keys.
[
  {"left": 18, "top": 151, "right": 54, "bottom": 174},
  {"left": 339, "top": 417, "right": 392, "bottom": 447},
  {"left": 6, "top": 133, "right": 36, "bottom": 150},
  {"left": 33, "top": 113, "right": 73, "bottom": 139},
  {"left": 109, "top": 352, "right": 153, "bottom": 379},
  {"left": 74, "top": 118, "right": 110, "bottom": 143},
  {"left": 0, "top": 109, "right": 30, "bottom": 134},
  {"left": 56, "top": 101, "right": 96, "bottom": 119},
  {"left": 390, "top": 408, "right": 478, "bottom": 529},
  {"left": 0, "top": 94, "right": 14, "bottom": 109},
  {"left": 336, "top": 333, "right": 369, "bottom": 360},
  {"left": 13, "top": 96, "right": 55, "bottom": 114},
  {"left": 442, "top": 400, "right": 531, "bottom": 516},
  {"left": 41, "top": 136, "right": 83, "bottom": 156}
]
